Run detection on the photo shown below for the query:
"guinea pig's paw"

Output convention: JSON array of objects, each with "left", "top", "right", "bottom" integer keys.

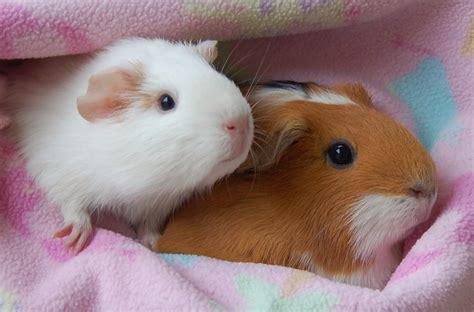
[
  {"left": 54, "top": 217, "right": 93, "bottom": 254},
  {"left": 136, "top": 225, "right": 161, "bottom": 250}
]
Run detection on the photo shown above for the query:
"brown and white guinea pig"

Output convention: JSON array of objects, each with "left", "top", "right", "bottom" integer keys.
[{"left": 155, "top": 81, "right": 438, "bottom": 289}]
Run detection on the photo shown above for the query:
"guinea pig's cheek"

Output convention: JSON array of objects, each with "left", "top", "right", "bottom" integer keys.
[
  {"left": 348, "top": 194, "right": 422, "bottom": 261},
  {"left": 197, "top": 140, "right": 238, "bottom": 186}
]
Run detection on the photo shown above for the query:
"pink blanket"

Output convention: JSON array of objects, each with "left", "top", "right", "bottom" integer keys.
[{"left": 1, "top": 0, "right": 473, "bottom": 310}]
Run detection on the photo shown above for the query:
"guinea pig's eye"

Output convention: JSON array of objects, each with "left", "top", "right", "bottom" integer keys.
[
  {"left": 158, "top": 94, "right": 175, "bottom": 111},
  {"left": 326, "top": 141, "right": 355, "bottom": 168}
]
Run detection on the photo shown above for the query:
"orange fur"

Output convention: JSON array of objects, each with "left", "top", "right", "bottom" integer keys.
[
  {"left": 156, "top": 83, "right": 435, "bottom": 280},
  {"left": 331, "top": 83, "right": 374, "bottom": 108}
]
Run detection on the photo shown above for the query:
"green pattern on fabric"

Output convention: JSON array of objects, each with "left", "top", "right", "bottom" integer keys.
[{"left": 235, "top": 274, "right": 336, "bottom": 311}]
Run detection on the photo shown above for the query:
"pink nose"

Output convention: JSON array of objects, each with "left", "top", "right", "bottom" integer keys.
[
  {"left": 224, "top": 115, "right": 250, "bottom": 135},
  {"left": 223, "top": 115, "right": 251, "bottom": 161}
]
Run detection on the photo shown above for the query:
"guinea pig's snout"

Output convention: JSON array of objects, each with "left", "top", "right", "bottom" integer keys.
[
  {"left": 223, "top": 115, "right": 250, "bottom": 135},
  {"left": 409, "top": 183, "right": 429, "bottom": 198},
  {"left": 223, "top": 114, "right": 251, "bottom": 161},
  {"left": 409, "top": 183, "right": 434, "bottom": 199},
  {"left": 406, "top": 180, "right": 437, "bottom": 224},
  {"left": 408, "top": 179, "right": 438, "bottom": 207}
]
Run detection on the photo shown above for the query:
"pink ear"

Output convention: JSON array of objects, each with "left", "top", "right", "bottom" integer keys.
[
  {"left": 194, "top": 40, "right": 218, "bottom": 64},
  {"left": 77, "top": 67, "right": 142, "bottom": 122}
]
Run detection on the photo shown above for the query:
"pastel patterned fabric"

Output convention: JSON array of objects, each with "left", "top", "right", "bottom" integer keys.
[
  {"left": 0, "top": 0, "right": 415, "bottom": 59},
  {"left": 0, "top": 0, "right": 473, "bottom": 311}
]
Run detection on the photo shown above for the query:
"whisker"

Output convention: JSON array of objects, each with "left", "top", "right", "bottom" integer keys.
[
  {"left": 253, "top": 130, "right": 271, "bottom": 143},
  {"left": 253, "top": 135, "right": 270, "bottom": 147},
  {"left": 253, "top": 126, "right": 267, "bottom": 133},
  {"left": 245, "top": 60, "right": 273, "bottom": 100},
  {"left": 250, "top": 97, "right": 266, "bottom": 109},
  {"left": 225, "top": 42, "right": 261, "bottom": 78},
  {"left": 228, "top": 67, "right": 251, "bottom": 82},
  {"left": 224, "top": 175, "right": 232, "bottom": 198},
  {"left": 252, "top": 116, "right": 273, "bottom": 123},
  {"left": 247, "top": 149, "right": 258, "bottom": 195},
  {"left": 245, "top": 41, "right": 272, "bottom": 99},
  {"left": 252, "top": 139, "right": 266, "bottom": 155},
  {"left": 220, "top": 39, "right": 243, "bottom": 74},
  {"left": 253, "top": 128, "right": 269, "bottom": 136}
]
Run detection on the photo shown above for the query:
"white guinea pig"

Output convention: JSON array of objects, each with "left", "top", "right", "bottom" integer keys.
[{"left": 2, "top": 38, "right": 253, "bottom": 252}]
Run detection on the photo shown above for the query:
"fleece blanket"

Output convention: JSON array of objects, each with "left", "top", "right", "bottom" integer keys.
[{"left": 0, "top": 0, "right": 473, "bottom": 311}]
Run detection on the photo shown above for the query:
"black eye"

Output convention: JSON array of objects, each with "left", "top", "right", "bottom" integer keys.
[
  {"left": 159, "top": 94, "right": 175, "bottom": 111},
  {"left": 326, "top": 141, "right": 355, "bottom": 168}
]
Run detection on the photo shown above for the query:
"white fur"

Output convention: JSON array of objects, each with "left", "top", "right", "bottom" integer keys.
[
  {"left": 251, "top": 87, "right": 307, "bottom": 105},
  {"left": 307, "top": 90, "right": 354, "bottom": 105},
  {"left": 250, "top": 85, "right": 354, "bottom": 107},
  {"left": 291, "top": 193, "right": 435, "bottom": 289},
  {"left": 3, "top": 38, "right": 253, "bottom": 246},
  {"left": 349, "top": 194, "right": 434, "bottom": 262},
  {"left": 349, "top": 193, "right": 434, "bottom": 288},
  {"left": 291, "top": 248, "right": 401, "bottom": 289}
]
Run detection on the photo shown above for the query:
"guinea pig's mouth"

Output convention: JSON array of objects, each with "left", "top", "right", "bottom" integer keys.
[
  {"left": 198, "top": 138, "right": 252, "bottom": 188},
  {"left": 220, "top": 150, "right": 249, "bottom": 169},
  {"left": 413, "top": 192, "right": 438, "bottom": 225},
  {"left": 222, "top": 134, "right": 252, "bottom": 164},
  {"left": 414, "top": 204, "right": 432, "bottom": 225},
  {"left": 222, "top": 153, "right": 242, "bottom": 163},
  {"left": 222, "top": 152, "right": 247, "bottom": 163}
]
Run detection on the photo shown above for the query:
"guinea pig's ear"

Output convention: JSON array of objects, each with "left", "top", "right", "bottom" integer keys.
[
  {"left": 239, "top": 106, "right": 307, "bottom": 172},
  {"left": 194, "top": 40, "right": 218, "bottom": 64},
  {"left": 77, "top": 66, "right": 143, "bottom": 122},
  {"left": 333, "top": 83, "right": 374, "bottom": 109}
]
